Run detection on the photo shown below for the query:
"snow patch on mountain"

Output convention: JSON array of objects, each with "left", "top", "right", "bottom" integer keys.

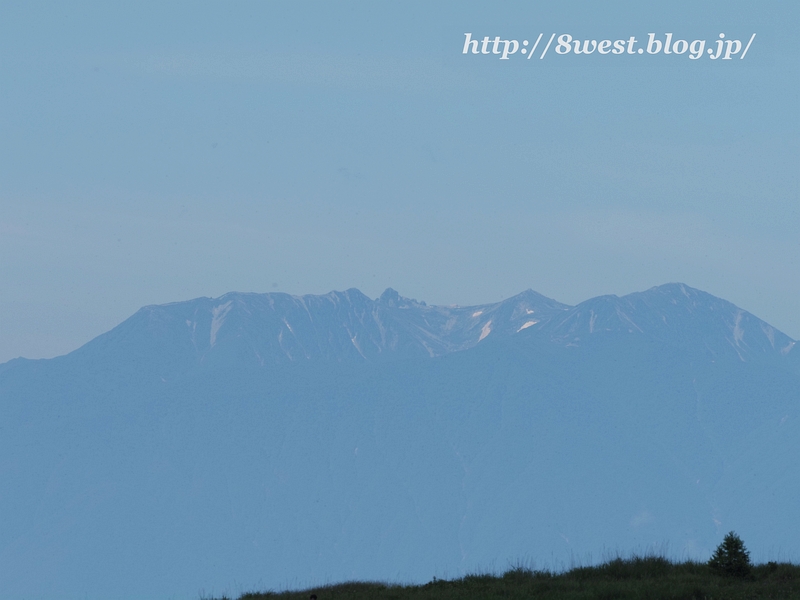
[{"left": 209, "top": 301, "right": 232, "bottom": 347}]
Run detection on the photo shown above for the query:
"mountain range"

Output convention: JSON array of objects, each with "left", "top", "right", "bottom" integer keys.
[{"left": 1, "top": 283, "right": 798, "bottom": 600}]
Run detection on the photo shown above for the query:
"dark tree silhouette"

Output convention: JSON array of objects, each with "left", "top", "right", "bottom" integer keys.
[{"left": 708, "top": 531, "right": 751, "bottom": 577}]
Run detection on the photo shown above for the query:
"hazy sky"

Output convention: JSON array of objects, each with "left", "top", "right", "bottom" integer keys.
[{"left": 1, "top": 1, "right": 798, "bottom": 363}]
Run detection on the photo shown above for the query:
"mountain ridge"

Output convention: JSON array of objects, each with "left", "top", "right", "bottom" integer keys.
[
  {"left": 5, "top": 282, "right": 791, "bottom": 371},
  {"left": 1, "top": 282, "right": 799, "bottom": 599}
]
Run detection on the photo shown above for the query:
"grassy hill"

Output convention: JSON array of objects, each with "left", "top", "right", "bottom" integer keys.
[{"left": 211, "top": 557, "right": 800, "bottom": 600}]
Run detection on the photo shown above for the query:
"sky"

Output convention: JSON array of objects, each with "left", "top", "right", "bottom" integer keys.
[{"left": 0, "top": 0, "right": 798, "bottom": 363}]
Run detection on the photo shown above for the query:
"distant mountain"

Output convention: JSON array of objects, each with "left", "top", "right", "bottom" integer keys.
[
  {"left": 530, "top": 283, "right": 796, "bottom": 361},
  {"left": 1, "top": 284, "right": 798, "bottom": 600},
  {"left": 33, "top": 282, "right": 792, "bottom": 370},
  {"left": 61, "top": 286, "right": 569, "bottom": 369}
]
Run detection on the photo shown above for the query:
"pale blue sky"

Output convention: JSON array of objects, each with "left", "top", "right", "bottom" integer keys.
[{"left": 1, "top": 0, "right": 798, "bottom": 362}]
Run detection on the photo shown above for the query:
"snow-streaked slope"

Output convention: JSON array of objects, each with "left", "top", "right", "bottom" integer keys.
[
  {"left": 529, "top": 283, "right": 795, "bottom": 362},
  {"left": 60, "top": 287, "right": 571, "bottom": 371},
  {"left": 0, "top": 283, "right": 797, "bottom": 600}
]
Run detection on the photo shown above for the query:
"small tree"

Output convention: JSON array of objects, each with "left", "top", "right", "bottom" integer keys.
[{"left": 708, "top": 531, "right": 751, "bottom": 577}]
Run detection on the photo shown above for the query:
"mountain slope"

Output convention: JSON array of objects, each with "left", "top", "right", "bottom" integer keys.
[
  {"left": 529, "top": 283, "right": 795, "bottom": 362},
  {"left": 53, "top": 287, "right": 570, "bottom": 372},
  {"left": 0, "top": 284, "right": 797, "bottom": 600}
]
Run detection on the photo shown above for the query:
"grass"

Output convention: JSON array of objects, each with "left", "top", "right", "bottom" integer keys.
[{"left": 209, "top": 556, "right": 800, "bottom": 600}]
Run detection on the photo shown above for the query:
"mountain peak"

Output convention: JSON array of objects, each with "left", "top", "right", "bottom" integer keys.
[
  {"left": 33, "top": 284, "right": 795, "bottom": 371},
  {"left": 377, "top": 288, "right": 425, "bottom": 308},
  {"left": 378, "top": 287, "right": 401, "bottom": 304},
  {"left": 533, "top": 283, "right": 796, "bottom": 361}
]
